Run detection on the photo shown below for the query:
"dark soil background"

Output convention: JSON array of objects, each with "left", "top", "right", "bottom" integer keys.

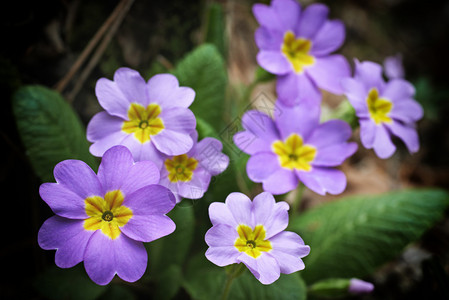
[{"left": 1, "top": 0, "right": 448, "bottom": 299}]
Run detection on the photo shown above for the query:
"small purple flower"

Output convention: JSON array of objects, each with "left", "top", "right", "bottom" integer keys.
[
  {"left": 205, "top": 192, "right": 310, "bottom": 285},
  {"left": 348, "top": 278, "right": 374, "bottom": 294},
  {"left": 342, "top": 60, "right": 423, "bottom": 159},
  {"left": 159, "top": 132, "right": 229, "bottom": 202},
  {"left": 233, "top": 101, "right": 357, "bottom": 195},
  {"left": 38, "top": 146, "right": 176, "bottom": 285},
  {"left": 253, "top": 0, "right": 350, "bottom": 106},
  {"left": 87, "top": 68, "right": 196, "bottom": 168}
]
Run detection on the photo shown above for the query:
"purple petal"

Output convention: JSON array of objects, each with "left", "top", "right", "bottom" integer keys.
[
  {"left": 159, "top": 107, "right": 196, "bottom": 134},
  {"left": 359, "top": 118, "right": 376, "bottom": 148},
  {"left": 257, "top": 51, "right": 291, "bottom": 75},
  {"left": 272, "top": 0, "right": 301, "bottom": 30},
  {"left": 124, "top": 184, "right": 176, "bottom": 216},
  {"left": 307, "top": 120, "right": 357, "bottom": 166},
  {"left": 383, "top": 54, "right": 404, "bottom": 80},
  {"left": 120, "top": 135, "right": 164, "bottom": 168},
  {"left": 270, "top": 231, "right": 310, "bottom": 258},
  {"left": 313, "top": 143, "right": 357, "bottom": 167},
  {"left": 372, "top": 125, "right": 396, "bottom": 159},
  {"left": 269, "top": 231, "right": 310, "bottom": 273},
  {"left": 147, "top": 74, "right": 195, "bottom": 108},
  {"left": 205, "top": 246, "right": 240, "bottom": 267},
  {"left": 262, "top": 168, "right": 299, "bottom": 195},
  {"left": 39, "top": 183, "right": 87, "bottom": 219},
  {"left": 89, "top": 130, "right": 128, "bottom": 158},
  {"left": 95, "top": 78, "right": 129, "bottom": 119},
  {"left": 255, "top": 27, "right": 284, "bottom": 51},
  {"left": 297, "top": 4, "right": 329, "bottom": 39},
  {"left": 84, "top": 231, "right": 147, "bottom": 285},
  {"left": 237, "top": 253, "right": 281, "bottom": 285},
  {"left": 114, "top": 68, "right": 149, "bottom": 106},
  {"left": 38, "top": 216, "right": 92, "bottom": 268},
  {"left": 341, "top": 78, "right": 369, "bottom": 116},
  {"left": 225, "top": 192, "right": 254, "bottom": 227},
  {"left": 233, "top": 131, "right": 272, "bottom": 155},
  {"left": 86, "top": 111, "right": 124, "bottom": 143},
  {"left": 297, "top": 167, "right": 346, "bottom": 195},
  {"left": 122, "top": 214, "right": 175, "bottom": 243},
  {"left": 194, "top": 137, "right": 229, "bottom": 175},
  {"left": 241, "top": 110, "right": 280, "bottom": 145},
  {"left": 54, "top": 160, "right": 102, "bottom": 198},
  {"left": 382, "top": 79, "right": 415, "bottom": 101},
  {"left": 253, "top": 3, "right": 283, "bottom": 32},
  {"left": 175, "top": 168, "right": 211, "bottom": 199},
  {"left": 306, "top": 119, "right": 352, "bottom": 148},
  {"left": 354, "top": 60, "right": 385, "bottom": 92},
  {"left": 311, "top": 20, "right": 345, "bottom": 56},
  {"left": 253, "top": 192, "right": 290, "bottom": 239},
  {"left": 151, "top": 130, "right": 194, "bottom": 156},
  {"left": 386, "top": 121, "right": 419, "bottom": 154},
  {"left": 205, "top": 224, "right": 239, "bottom": 247},
  {"left": 97, "top": 146, "right": 160, "bottom": 196},
  {"left": 209, "top": 202, "right": 237, "bottom": 227},
  {"left": 247, "top": 152, "right": 282, "bottom": 182},
  {"left": 307, "top": 55, "right": 350, "bottom": 95},
  {"left": 277, "top": 72, "right": 321, "bottom": 106},
  {"left": 275, "top": 100, "right": 320, "bottom": 140},
  {"left": 390, "top": 98, "right": 424, "bottom": 123}
]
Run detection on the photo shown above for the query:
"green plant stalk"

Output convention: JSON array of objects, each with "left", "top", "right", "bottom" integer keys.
[
  {"left": 290, "top": 183, "right": 305, "bottom": 216},
  {"left": 220, "top": 263, "right": 246, "bottom": 300}
]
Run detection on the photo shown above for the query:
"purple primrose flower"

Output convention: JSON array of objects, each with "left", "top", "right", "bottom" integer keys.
[
  {"left": 342, "top": 60, "right": 423, "bottom": 159},
  {"left": 253, "top": 0, "right": 350, "bottom": 106},
  {"left": 233, "top": 101, "right": 357, "bottom": 195},
  {"left": 159, "top": 131, "right": 229, "bottom": 202},
  {"left": 87, "top": 68, "right": 196, "bottom": 168},
  {"left": 38, "top": 146, "right": 176, "bottom": 285},
  {"left": 205, "top": 192, "right": 310, "bottom": 285}
]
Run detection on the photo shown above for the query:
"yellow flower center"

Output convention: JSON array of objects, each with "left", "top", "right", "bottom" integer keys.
[
  {"left": 165, "top": 154, "right": 198, "bottom": 182},
  {"left": 272, "top": 133, "right": 317, "bottom": 171},
  {"left": 122, "top": 103, "right": 164, "bottom": 143},
  {"left": 83, "top": 190, "right": 133, "bottom": 240},
  {"left": 281, "top": 31, "right": 315, "bottom": 73},
  {"left": 366, "top": 88, "right": 393, "bottom": 125},
  {"left": 234, "top": 224, "right": 272, "bottom": 258}
]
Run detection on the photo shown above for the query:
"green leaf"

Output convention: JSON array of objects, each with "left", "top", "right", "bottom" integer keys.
[
  {"left": 12, "top": 85, "right": 98, "bottom": 182},
  {"left": 172, "top": 44, "right": 227, "bottom": 132},
  {"left": 183, "top": 253, "right": 307, "bottom": 300},
  {"left": 204, "top": 3, "right": 227, "bottom": 58},
  {"left": 153, "top": 264, "right": 183, "bottom": 300},
  {"left": 34, "top": 265, "right": 107, "bottom": 300},
  {"left": 289, "top": 189, "right": 449, "bottom": 283}
]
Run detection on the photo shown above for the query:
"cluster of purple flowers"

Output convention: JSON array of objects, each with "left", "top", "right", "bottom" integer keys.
[
  {"left": 39, "top": 69, "right": 230, "bottom": 285},
  {"left": 38, "top": 0, "right": 423, "bottom": 290}
]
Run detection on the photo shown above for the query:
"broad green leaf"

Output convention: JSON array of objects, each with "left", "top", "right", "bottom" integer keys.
[
  {"left": 204, "top": 3, "right": 227, "bottom": 58},
  {"left": 12, "top": 85, "right": 98, "bottom": 182},
  {"left": 183, "top": 253, "right": 307, "bottom": 300},
  {"left": 98, "top": 285, "right": 136, "bottom": 300},
  {"left": 34, "top": 265, "right": 107, "bottom": 300},
  {"left": 152, "top": 264, "right": 183, "bottom": 300},
  {"left": 289, "top": 189, "right": 449, "bottom": 283},
  {"left": 172, "top": 44, "right": 227, "bottom": 132}
]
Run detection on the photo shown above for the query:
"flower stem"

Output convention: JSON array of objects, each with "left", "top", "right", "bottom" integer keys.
[
  {"left": 221, "top": 264, "right": 246, "bottom": 300},
  {"left": 291, "top": 183, "right": 305, "bottom": 216}
]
